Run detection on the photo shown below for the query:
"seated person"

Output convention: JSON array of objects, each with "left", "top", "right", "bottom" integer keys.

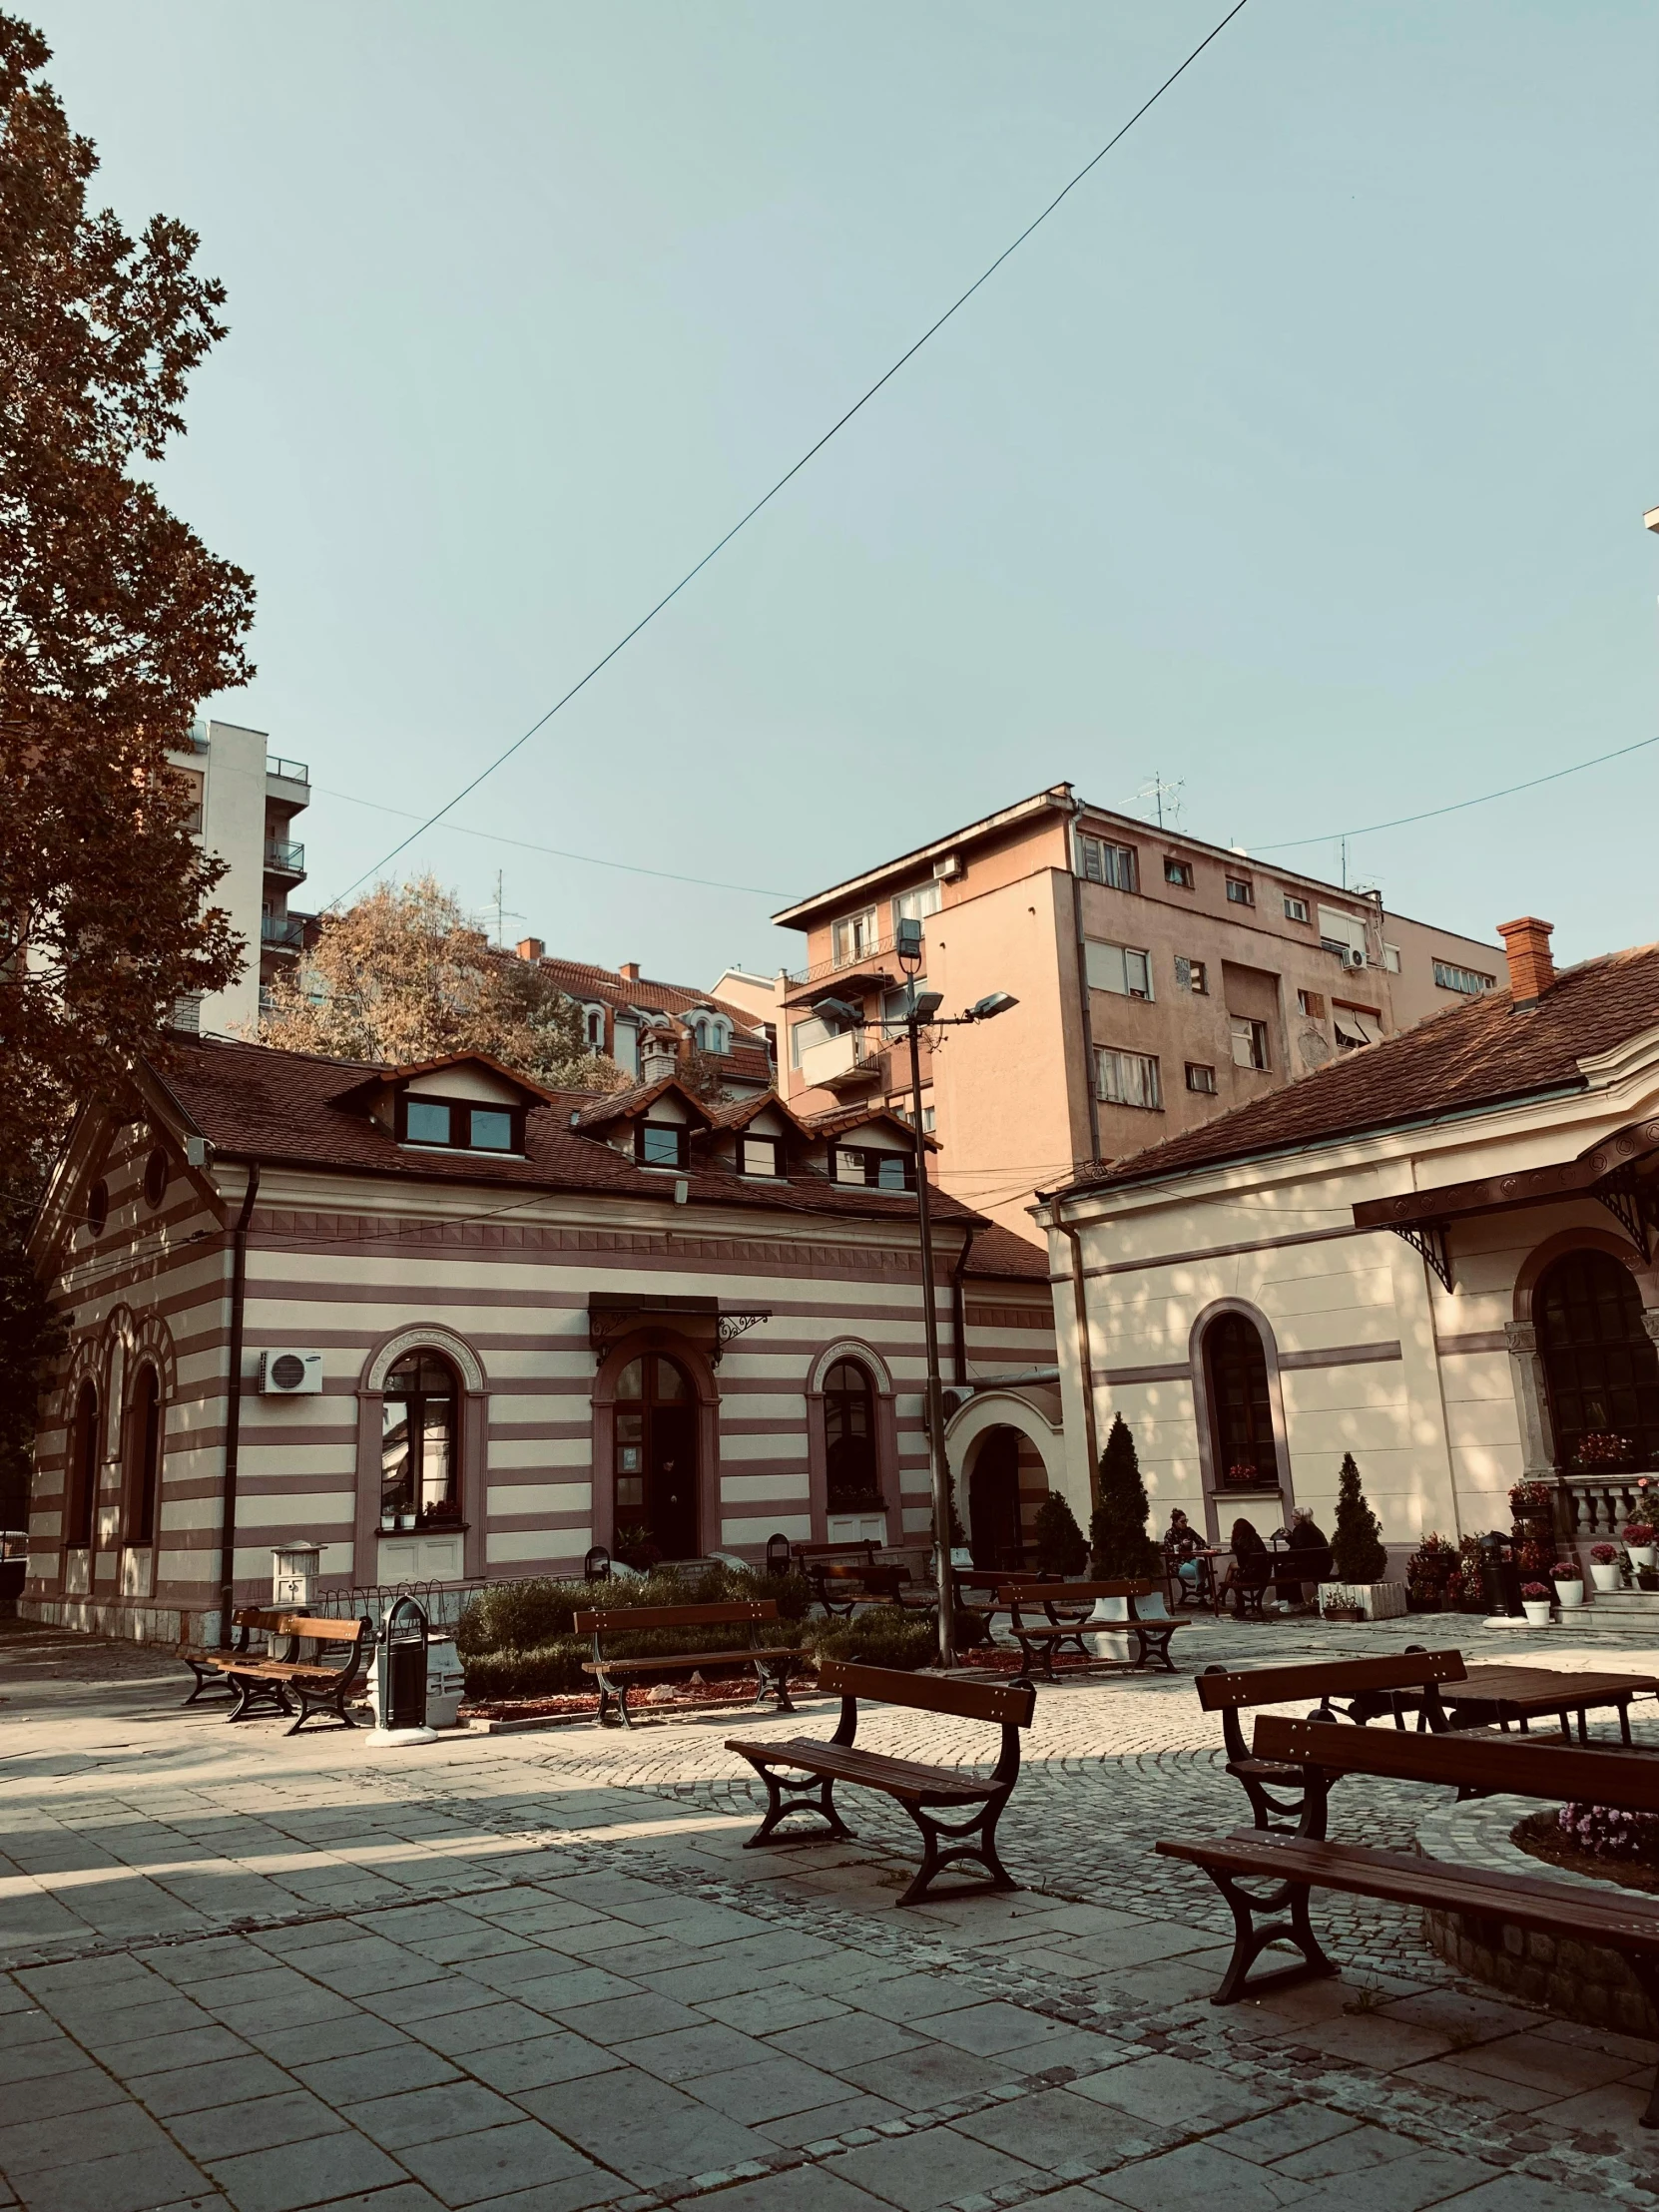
[
  {"left": 1280, "top": 1505, "right": 1332, "bottom": 1601},
  {"left": 1218, "top": 1517, "right": 1272, "bottom": 1613},
  {"left": 1165, "top": 1507, "right": 1206, "bottom": 1597}
]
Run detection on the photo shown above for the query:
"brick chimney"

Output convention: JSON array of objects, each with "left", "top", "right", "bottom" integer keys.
[
  {"left": 619, "top": 961, "right": 640, "bottom": 985},
  {"left": 1497, "top": 916, "right": 1555, "bottom": 1008},
  {"left": 514, "top": 937, "right": 544, "bottom": 962}
]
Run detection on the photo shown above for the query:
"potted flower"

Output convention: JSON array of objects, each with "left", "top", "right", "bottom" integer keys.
[
  {"left": 1508, "top": 1478, "right": 1554, "bottom": 1518},
  {"left": 379, "top": 1505, "right": 397, "bottom": 1533},
  {"left": 397, "top": 1506, "right": 417, "bottom": 1532},
  {"left": 1551, "top": 1558, "right": 1583, "bottom": 1612},
  {"left": 1624, "top": 1520, "right": 1656, "bottom": 1570},
  {"left": 1588, "top": 1541, "right": 1624, "bottom": 1594},
  {"left": 1574, "top": 1431, "right": 1635, "bottom": 1473},
  {"left": 1520, "top": 1580, "right": 1554, "bottom": 1627}
]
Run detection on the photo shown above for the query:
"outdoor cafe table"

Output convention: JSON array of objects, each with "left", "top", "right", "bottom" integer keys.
[{"left": 1363, "top": 1662, "right": 1659, "bottom": 1745}]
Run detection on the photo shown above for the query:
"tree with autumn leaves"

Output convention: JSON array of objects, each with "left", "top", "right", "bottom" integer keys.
[{"left": 0, "top": 13, "right": 252, "bottom": 1513}]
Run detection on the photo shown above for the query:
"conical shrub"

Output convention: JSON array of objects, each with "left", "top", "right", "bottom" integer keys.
[
  {"left": 1089, "top": 1413, "right": 1162, "bottom": 1578},
  {"left": 1331, "top": 1451, "right": 1387, "bottom": 1582}
]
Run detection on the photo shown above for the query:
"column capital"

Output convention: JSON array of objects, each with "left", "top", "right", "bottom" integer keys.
[
  {"left": 1504, "top": 1321, "right": 1538, "bottom": 1357},
  {"left": 1641, "top": 1310, "right": 1659, "bottom": 1348}
]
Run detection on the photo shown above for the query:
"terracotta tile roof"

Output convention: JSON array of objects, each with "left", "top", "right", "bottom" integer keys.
[
  {"left": 959, "top": 1220, "right": 1052, "bottom": 1282},
  {"left": 533, "top": 957, "right": 767, "bottom": 1039},
  {"left": 800, "top": 1101, "right": 939, "bottom": 1150},
  {"left": 569, "top": 1077, "right": 714, "bottom": 1131},
  {"left": 1062, "top": 942, "right": 1659, "bottom": 1196},
  {"left": 144, "top": 1035, "right": 1021, "bottom": 1245}
]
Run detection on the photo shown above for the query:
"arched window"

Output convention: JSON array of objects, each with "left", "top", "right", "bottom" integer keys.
[
  {"left": 1204, "top": 1313, "right": 1277, "bottom": 1486},
  {"left": 128, "top": 1366, "right": 163, "bottom": 1545},
  {"left": 824, "top": 1360, "right": 880, "bottom": 1509},
  {"left": 68, "top": 1381, "right": 98, "bottom": 1548},
  {"left": 1536, "top": 1250, "right": 1659, "bottom": 1470},
  {"left": 381, "top": 1352, "right": 461, "bottom": 1527},
  {"left": 583, "top": 1004, "right": 606, "bottom": 1051},
  {"left": 613, "top": 1353, "right": 697, "bottom": 1559}
]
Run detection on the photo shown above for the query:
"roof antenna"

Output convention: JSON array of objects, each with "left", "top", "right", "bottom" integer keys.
[{"left": 1137, "top": 773, "right": 1184, "bottom": 831}]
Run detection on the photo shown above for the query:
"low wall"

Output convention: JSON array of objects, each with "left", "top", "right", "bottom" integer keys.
[{"left": 19, "top": 1593, "right": 204, "bottom": 1647}]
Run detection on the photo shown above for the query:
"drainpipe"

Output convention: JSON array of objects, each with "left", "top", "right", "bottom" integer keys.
[
  {"left": 218, "top": 1163, "right": 261, "bottom": 1647},
  {"left": 1068, "top": 795, "right": 1102, "bottom": 1169},
  {"left": 949, "top": 1224, "right": 979, "bottom": 1385},
  {"left": 1054, "top": 1212, "right": 1100, "bottom": 1507}
]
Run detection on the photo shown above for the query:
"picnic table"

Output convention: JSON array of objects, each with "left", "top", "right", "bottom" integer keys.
[{"left": 1431, "top": 1662, "right": 1658, "bottom": 1745}]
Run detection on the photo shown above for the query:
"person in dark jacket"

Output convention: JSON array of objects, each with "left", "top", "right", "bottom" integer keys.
[
  {"left": 1280, "top": 1505, "right": 1332, "bottom": 1604},
  {"left": 1219, "top": 1517, "right": 1271, "bottom": 1614}
]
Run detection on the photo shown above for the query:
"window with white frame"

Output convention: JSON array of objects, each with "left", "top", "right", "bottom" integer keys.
[
  {"left": 831, "top": 908, "right": 878, "bottom": 965},
  {"left": 1432, "top": 958, "right": 1495, "bottom": 995},
  {"left": 832, "top": 1145, "right": 912, "bottom": 1190},
  {"left": 738, "top": 1134, "right": 783, "bottom": 1178},
  {"left": 1230, "top": 1017, "right": 1270, "bottom": 1071},
  {"left": 1283, "top": 894, "right": 1310, "bottom": 923},
  {"left": 790, "top": 1015, "right": 833, "bottom": 1067},
  {"left": 688, "top": 1012, "right": 732, "bottom": 1054},
  {"left": 1333, "top": 1003, "right": 1383, "bottom": 1051},
  {"left": 1084, "top": 940, "right": 1153, "bottom": 999},
  {"left": 890, "top": 881, "right": 941, "bottom": 929},
  {"left": 1317, "top": 905, "right": 1368, "bottom": 958},
  {"left": 1185, "top": 1062, "right": 1218, "bottom": 1094},
  {"left": 582, "top": 1003, "right": 606, "bottom": 1051},
  {"left": 1164, "top": 856, "right": 1194, "bottom": 888},
  {"left": 1225, "top": 875, "right": 1255, "bottom": 906},
  {"left": 1077, "top": 834, "right": 1137, "bottom": 891},
  {"left": 1382, "top": 943, "right": 1401, "bottom": 973},
  {"left": 1096, "top": 1047, "right": 1161, "bottom": 1109},
  {"left": 1174, "top": 955, "right": 1208, "bottom": 994}
]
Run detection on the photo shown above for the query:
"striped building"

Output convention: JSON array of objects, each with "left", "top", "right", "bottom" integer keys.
[{"left": 23, "top": 1036, "right": 1062, "bottom": 1644}]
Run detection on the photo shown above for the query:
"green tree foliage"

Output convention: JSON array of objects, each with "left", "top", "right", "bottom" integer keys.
[
  {"left": 1088, "top": 1413, "right": 1162, "bottom": 1578},
  {"left": 258, "top": 876, "right": 630, "bottom": 1090},
  {"left": 1331, "top": 1451, "right": 1388, "bottom": 1582},
  {"left": 1032, "top": 1490, "right": 1088, "bottom": 1577}
]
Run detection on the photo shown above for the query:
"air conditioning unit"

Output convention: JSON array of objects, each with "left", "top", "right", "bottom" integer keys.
[
  {"left": 1341, "top": 946, "right": 1368, "bottom": 971},
  {"left": 258, "top": 1351, "right": 323, "bottom": 1395},
  {"left": 933, "top": 852, "right": 963, "bottom": 881}
]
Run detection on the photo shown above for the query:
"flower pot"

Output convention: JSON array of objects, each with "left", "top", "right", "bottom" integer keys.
[
  {"left": 1589, "top": 1560, "right": 1623, "bottom": 1594},
  {"left": 1553, "top": 1577, "right": 1583, "bottom": 1612},
  {"left": 379, "top": 1515, "right": 395, "bottom": 1533},
  {"left": 1521, "top": 1599, "right": 1553, "bottom": 1627},
  {"left": 398, "top": 1514, "right": 416, "bottom": 1532},
  {"left": 1628, "top": 1544, "right": 1656, "bottom": 1570}
]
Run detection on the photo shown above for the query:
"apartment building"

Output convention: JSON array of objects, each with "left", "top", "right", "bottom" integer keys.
[
  {"left": 166, "top": 718, "right": 311, "bottom": 1033},
  {"left": 516, "top": 945, "right": 776, "bottom": 1093},
  {"left": 771, "top": 784, "right": 1503, "bottom": 1237}
]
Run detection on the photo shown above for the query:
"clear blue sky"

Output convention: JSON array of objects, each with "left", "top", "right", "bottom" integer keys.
[{"left": 37, "top": 1, "right": 1658, "bottom": 981}]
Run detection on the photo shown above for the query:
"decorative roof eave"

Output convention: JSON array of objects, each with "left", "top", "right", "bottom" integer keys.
[
  {"left": 327, "top": 1052, "right": 561, "bottom": 1113},
  {"left": 569, "top": 1075, "right": 716, "bottom": 1132}
]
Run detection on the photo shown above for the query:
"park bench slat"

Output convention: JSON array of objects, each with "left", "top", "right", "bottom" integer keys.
[
  {"left": 574, "top": 1599, "right": 799, "bottom": 1727},
  {"left": 726, "top": 1658, "right": 1035, "bottom": 1906},
  {"left": 582, "top": 1644, "right": 797, "bottom": 1676}
]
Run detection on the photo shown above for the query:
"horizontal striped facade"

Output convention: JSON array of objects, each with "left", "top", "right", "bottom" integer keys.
[{"left": 27, "top": 1114, "right": 1060, "bottom": 1644}]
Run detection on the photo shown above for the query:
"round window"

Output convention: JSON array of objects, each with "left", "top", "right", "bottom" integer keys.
[
  {"left": 143, "top": 1147, "right": 169, "bottom": 1209},
  {"left": 85, "top": 1180, "right": 109, "bottom": 1237},
  {"left": 270, "top": 1353, "right": 306, "bottom": 1390}
]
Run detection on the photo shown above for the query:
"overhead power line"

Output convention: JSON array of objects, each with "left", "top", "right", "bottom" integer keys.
[
  {"left": 1254, "top": 731, "right": 1659, "bottom": 853},
  {"left": 326, "top": 0, "right": 1253, "bottom": 910}
]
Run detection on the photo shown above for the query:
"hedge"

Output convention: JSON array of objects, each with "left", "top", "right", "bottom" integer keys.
[{"left": 806, "top": 1605, "right": 936, "bottom": 1672}]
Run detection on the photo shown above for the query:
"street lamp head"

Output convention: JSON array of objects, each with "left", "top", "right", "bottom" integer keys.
[
  {"left": 814, "top": 996, "right": 864, "bottom": 1031},
  {"left": 912, "top": 989, "right": 944, "bottom": 1023},
  {"left": 965, "top": 991, "right": 1018, "bottom": 1021}
]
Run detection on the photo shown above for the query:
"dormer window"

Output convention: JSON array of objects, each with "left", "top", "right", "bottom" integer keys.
[
  {"left": 688, "top": 1013, "right": 732, "bottom": 1054},
  {"left": 582, "top": 1003, "right": 607, "bottom": 1051},
  {"left": 831, "top": 1145, "right": 912, "bottom": 1191},
  {"left": 636, "top": 1122, "right": 689, "bottom": 1170},
  {"left": 739, "top": 1134, "right": 783, "bottom": 1179},
  {"left": 398, "top": 1097, "right": 521, "bottom": 1152}
]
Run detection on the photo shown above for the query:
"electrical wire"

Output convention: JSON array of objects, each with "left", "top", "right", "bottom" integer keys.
[
  {"left": 1253, "top": 731, "right": 1659, "bottom": 853},
  {"left": 325, "top": 0, "right": 1253, "bottom": 910}
]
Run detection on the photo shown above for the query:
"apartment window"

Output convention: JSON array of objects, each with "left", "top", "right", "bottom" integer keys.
[
  {"left": 1185, "top": 1062, "right": 1218, "bottom": 1095},
  {"left": 1333, "top": 1003, "right": 1383, "bottom": 1052},
  {"left": 1077, "top": 834, "right": 1137, "bottom": 891},
  {"left": 891, "top": 881, "right": 941, "bottom": 928},
  {"left": 688, "top": 1013, "right": 732, "bottom": 1054},
  {"left": 738, "top": 1134, "right": 783, "bottom": 1178},
  {"left": 831, "top": 908, "right": 879, "bottom": 965},
  {"left": 1225, "top": 876, "right": 1255, "bottom": 906},
  {"left": 790, "top": 1015, "right": 833, "bottom": 1066},
  {"left": 1317, "top": 905, "right": 1368, "bottom": 959},
  {"left": 1174, "top": 956, "right": 1208, "bottom": 994},
  {"left": 581, "top": 1003, "right": 606, "bottom": 1051},
  {"left": 894, "top": 1098, "right": 937, "bottom": 1134},
  {"left": 880, "top": 978, "right": 926, "bottom": 1036},
  {"left": 1283, "top": 894, "right": 1310, "bottom": 923},
  {"left": 636, "top": 1122, "right": 689, "bottom": 1170},
  {"left": 832, "top": 1146, "right": 912, "bottom": 1191},
  {"left": 1084, "top": 940, "right": 1153, "bottom": 999},
  {"left": 1230, "top": 1017, "right": 1270, "bottom": 1071},
  {"left": 1382, "top": 943, "right": 1401, "bottom": 973},
  {"left": 398, "top": 1097, "right": 520, "bottom": 1152},
  {"left": 1096, "top": 1048, "right": 1162, "bottom": 1110},
  {"left": 1164, "top": 857, "right": 1194, "bottom": 889},
  {"left": 1433, "top": 958, "right": 1495, "bottom": 996},
  {"left": 1297, "top": 989, "right": 1326, "bottom": 1018}
]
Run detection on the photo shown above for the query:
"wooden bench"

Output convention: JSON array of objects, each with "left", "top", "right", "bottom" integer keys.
[
  {"left": 727, "top": 1660, "right": 1035, "bottom": 1907},
  {"left": 180, "top": 1606, "right": 280, "bottom": 1703},
  {"left": 1197, "top": 1650, "right": 1469, "bottom": 1829},
  {"left": 573, "top": 1598, "right": 800, "bottom": 1729},
  {"left": 999, "top": 1579, "right": 1184, "bottom": 1679},
  {"left": 1156, "top": 1715, "right": 1659, "bottom": 2124},
  {"left": 185, "top": 1610, "right": 372, "bottom": 1733}
]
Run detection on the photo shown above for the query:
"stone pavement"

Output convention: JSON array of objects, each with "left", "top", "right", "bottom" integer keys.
[{"left": 4, "top": 1613, "right": 1659, "bottom": 2212}]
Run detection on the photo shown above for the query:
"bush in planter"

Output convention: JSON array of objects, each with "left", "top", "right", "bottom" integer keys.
[
  {"left": 1089, "top": 1415, "right": 1161, "bottom": 1579},
  {"left": 1406, "top": 1532, "right": 1457, "bottom": 1606},
  {"left": 1032, "top": 1491, "right": 1089, "bottom": 1577},
  {"left": 808, "top": 1605, "right": 936, "bottom": 1672},
  {"left": 455, "top": 1576, "right": 610, "bottom": 1658},
  {"left": 1331, "top": 1453, "right": 1386, "bottom": 1584},
  {"left": 462, "top": 1639, "right": 589, "bottom": 1701}
]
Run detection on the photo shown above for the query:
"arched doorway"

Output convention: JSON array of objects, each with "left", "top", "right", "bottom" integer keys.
[
  {"left": 968, "top": 1428, "right": 1024, "bottom": 1572},
  {"left": 1536, "top": 1249, "right": 1659, "bottom": 1469},
  {"left": 615, "top": 1352, "right": 699, "bottom": 1559},
  {"left": 1203, "top": 1312, "right": 1276, "bottom": 1486},
  {"left": 824, "top": 1359, "right": 880, "bottom": 1512}
]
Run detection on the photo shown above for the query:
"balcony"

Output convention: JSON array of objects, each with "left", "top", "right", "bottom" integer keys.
[
  {"left": 266, "top": 756, "right": 309, "bottom": 789},
  {"left": 783, "top": 935, "right": 900, "bottom": 1007},
  {"left": 264, "top": 838, "right": 306, "bottom": 878},
  {"left": 261, "top": 913, "right": 305, "bottom": 951},
  {"left": 799, "top": 1030, "right": 884, "bottom": 1092}
]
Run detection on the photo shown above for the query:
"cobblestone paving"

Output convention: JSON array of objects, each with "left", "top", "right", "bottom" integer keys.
[{"left": 5, "top": 1614, "right": 1659, "bottom": 2212}]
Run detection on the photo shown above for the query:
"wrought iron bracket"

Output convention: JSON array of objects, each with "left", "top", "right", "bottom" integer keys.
[
  {"left": 712, "top": 1310, "right": 771, "bottom": 1368},
  {"left": 1391, "top": 1220, "right": 1451, "bottom": 1293},
  {"left": 1596, "top": 1172, "right": 1652, "bottom": 1263}
]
